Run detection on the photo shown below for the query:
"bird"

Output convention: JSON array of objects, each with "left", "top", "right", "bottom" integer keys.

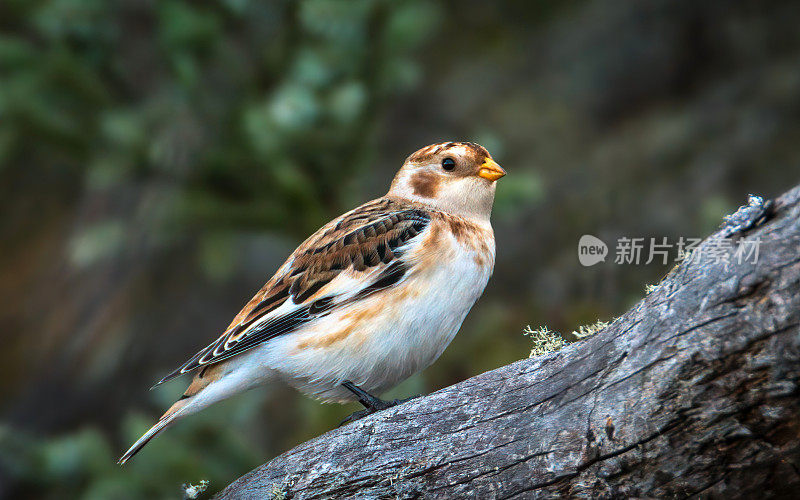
[{"left": 118, "top": 141, "right": 506, "bottom": 464}]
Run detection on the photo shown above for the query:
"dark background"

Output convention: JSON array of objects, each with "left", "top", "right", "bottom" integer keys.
[{"left": 2, "top": 0, "right": 799, "bottom": 498}]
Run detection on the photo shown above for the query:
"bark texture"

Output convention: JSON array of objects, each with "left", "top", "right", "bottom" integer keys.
[{"left": 217, "top": 186, "right": 800, "bottom": 499}]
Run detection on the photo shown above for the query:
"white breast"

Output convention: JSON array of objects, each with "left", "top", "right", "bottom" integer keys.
[{"left": 246, "top": 220, "right": 495, "bottom": 402}]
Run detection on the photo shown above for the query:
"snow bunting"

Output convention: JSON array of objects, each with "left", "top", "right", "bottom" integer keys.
[{"left": 119, "top": 141, "right": 506, "bottom": 464}]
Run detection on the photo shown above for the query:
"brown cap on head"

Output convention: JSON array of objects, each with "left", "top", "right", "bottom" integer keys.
[{"left": 406, "top": 141, "right": 491, "bottom": 165}]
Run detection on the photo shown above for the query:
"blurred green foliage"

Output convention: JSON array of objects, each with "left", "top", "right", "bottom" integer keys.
[
  {"left": 1, "top": 390, "right": 263, "bottom": 499},
  {"left": 1, "top": 0, "right": 445, "bottom": 497},
  {"left": 1, "top": 0, "right": 441, "bottom": 240}
]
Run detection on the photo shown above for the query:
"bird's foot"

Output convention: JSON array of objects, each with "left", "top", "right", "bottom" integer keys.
[
  {"left": 339, "top": 380, "right": 420, "bottom": 426},
  {"left": 339, "top": 407, "right": 377, "bottom": 426},
  {"left": 339, "top": 396, "right": 419, "bottom": 426}
]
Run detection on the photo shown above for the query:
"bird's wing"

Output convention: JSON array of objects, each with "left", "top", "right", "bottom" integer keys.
[{"left": 153, "top": 198, "right": 432, "bottom": 386}]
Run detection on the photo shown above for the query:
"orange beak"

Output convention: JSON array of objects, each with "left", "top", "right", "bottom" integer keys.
[{"left": 478, "top": 158, "right": 506, "bottom": 182}]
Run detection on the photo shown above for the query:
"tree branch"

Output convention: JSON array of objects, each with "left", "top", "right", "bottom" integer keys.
[{"left": 217, "top": 185, "right": 800, "bottom": 499}]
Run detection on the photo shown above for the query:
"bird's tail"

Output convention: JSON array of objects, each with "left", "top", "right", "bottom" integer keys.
[
  {"left": 118, "top": 363, "right": 255, "bottom": 465},
  {"left": 118, "top": 398, "right": 191, "bottom": 465}
]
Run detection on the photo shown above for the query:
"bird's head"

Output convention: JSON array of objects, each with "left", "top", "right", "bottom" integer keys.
[{"left": 388, "top": 141, "right": 506, "bottom": 221}]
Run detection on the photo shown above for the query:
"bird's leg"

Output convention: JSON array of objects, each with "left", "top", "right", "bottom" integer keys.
[
  {"left": 342, "top": 380, "right": 392, "bottom": 411},
  {"left": 339, "top": 380, "right": 419, "bottom": 426}
]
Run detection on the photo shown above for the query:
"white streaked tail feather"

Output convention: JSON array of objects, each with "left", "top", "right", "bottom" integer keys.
[
  {"left": 118, "top": 364, "right": 268, "bottom": 464},
  {"left": 118, "top": 400, "right": 188, "bottom": 465}
]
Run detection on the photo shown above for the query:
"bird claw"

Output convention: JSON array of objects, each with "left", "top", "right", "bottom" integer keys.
[
  {"left": 339, "top": 395, "right": 420, "bottom": 426},
  {"left": 339, "top": 408, "right": 375, "bottom": 426},
  {"left": 393, "top": 394, "right": 420, "bottom": 405}
]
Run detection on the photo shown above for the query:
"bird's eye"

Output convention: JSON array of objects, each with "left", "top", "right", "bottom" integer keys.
[{"left": 442, "top": 158, "right": 456, "bottom": 171}]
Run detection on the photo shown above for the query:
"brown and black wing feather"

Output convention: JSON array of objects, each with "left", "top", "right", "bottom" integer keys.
[{"left": 153, "top": 198, "right": 431, "bottom": 386}]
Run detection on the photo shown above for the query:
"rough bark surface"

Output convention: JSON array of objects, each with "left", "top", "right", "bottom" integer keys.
[{"left": 217, "top": 186, "right": 800, "bottom": 499}]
